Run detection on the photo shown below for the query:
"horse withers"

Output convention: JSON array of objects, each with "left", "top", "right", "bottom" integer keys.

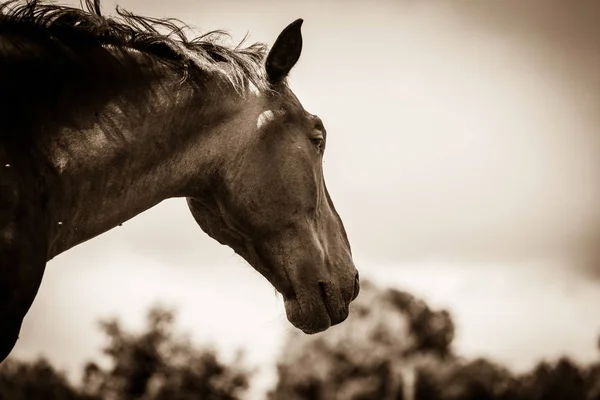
[{"left": 0, "top": 0, "right": 359, "bottom": 363}]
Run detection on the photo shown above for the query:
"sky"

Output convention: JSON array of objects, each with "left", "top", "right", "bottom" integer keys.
[{"left": 9, "top": 0, "right": 600, "bottom": 398}]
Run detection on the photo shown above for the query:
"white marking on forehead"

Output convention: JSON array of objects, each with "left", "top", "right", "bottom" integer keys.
[{"left": 257, "top": 109, "right": 276, "bottom": 129}]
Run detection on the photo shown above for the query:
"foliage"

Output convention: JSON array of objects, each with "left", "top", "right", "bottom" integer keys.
[
  {"left": 413, "top": 355, "right": 521, "bottom": 400},
  {"left": 0, "top": 357, "right": 98, "bottom": 400},
  {"left": 81, "top": 306, "right": 253, "bottom": 400},
  {"left": 514, "top": 357, "right": 589, "bottom": 400},
  {"left": 0, "top": 306, "right": 252, "bottom": 400},
  {"left": 269, "top": 279, "right": 600, "bottom": 400},
  {"left": 268, "top": 280, "right": 455, "bottom": 399}
]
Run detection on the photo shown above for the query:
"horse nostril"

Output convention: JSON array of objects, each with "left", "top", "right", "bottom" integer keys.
[
  {"left": 352, "top": 272, "right": 360, "bottom": 301},
  {"left": 318, "top": 281, "right": 349, "bottom": 325},
  {"left": 318, "top": 281, "right": 327, "bottom": 302}
]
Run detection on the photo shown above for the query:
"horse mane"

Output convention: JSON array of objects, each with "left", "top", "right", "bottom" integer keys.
[{"left": 0, "top": 0, "right": 270, "bottom": 91}]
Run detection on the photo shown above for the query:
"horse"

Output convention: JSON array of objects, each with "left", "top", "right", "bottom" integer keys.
[{"left": 0, "top": 0, "right": 360, "bottom": 363}]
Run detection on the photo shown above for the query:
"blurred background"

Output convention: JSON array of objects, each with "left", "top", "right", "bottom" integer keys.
[{"left": 3, "top": 0, "right": 600, "bottom": 399}]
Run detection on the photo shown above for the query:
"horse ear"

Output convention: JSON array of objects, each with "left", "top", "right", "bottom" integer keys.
[{"left": 265, "top": 19, "right": 304, "bottom": 83}]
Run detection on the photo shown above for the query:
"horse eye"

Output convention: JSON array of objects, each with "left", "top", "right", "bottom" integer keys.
[{"left": 310, "top": 136, "right": 324, "bottom": 152}]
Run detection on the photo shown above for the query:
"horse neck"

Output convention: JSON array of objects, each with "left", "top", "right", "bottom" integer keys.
[{"left": 33, "top": 59, "right": 246, "bottom": 260}]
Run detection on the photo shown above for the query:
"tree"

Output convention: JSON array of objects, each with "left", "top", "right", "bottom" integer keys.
[
  {"left": 413, "top": 356, "right": 521, "bottom": 400},
  {"left": 268, "top": 280, "right": 456, "bottom": 400},
  {"left": 269, "top": 280, "right": 600, "bottom": 400},
  {"left": 516, "top": 357, "right": 587, "bottom": 400},
  {"left": 0, "top": 306, "right": 252, "bottom": 400},
  {"left": 0, "top": 357, "right": 98, "bottom": 400},
  {"left": 81, "top": 306, "right": 253, "bottom": 400}
]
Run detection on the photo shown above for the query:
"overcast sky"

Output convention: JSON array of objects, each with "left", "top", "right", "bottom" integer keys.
[{"left": 10, "top": 1, "right": 600, "bottom": 398}]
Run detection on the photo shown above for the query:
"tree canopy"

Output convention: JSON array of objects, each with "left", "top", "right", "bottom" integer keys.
[{"left": 1, "top": 306, "right": 252, "bottom": 400}]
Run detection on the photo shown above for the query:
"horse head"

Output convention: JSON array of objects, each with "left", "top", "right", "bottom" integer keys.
[{"left": 187, "top": 19, "right": 359, "bottom": 334}]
